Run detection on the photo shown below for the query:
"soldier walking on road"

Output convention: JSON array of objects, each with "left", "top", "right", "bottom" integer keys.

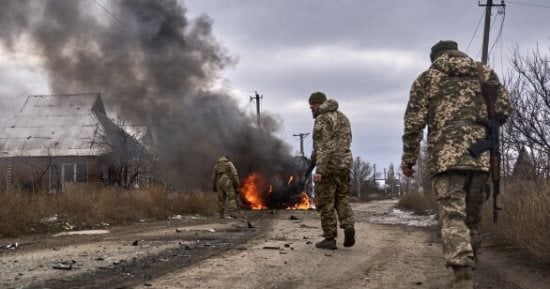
[
  {"left": 212, "top": 156, "right": 240, "bottom": 219},
  {"left": 401, "top": 40, "right": 512, "bottom": 289},
  {"left": 309, "top": 91, "right": 356, "bottom": 250}
]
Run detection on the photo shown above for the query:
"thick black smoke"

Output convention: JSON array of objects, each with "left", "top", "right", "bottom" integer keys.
[{"left": 0, "top": 0, "right": 295, "bottom": 191}]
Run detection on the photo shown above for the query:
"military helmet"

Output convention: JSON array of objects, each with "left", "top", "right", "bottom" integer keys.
[
  {"left": 308, "top": 91, "right": 327, "bottom": 104},
  {"left": 430, "top": 40, "right": 458, "bottom": 62}
]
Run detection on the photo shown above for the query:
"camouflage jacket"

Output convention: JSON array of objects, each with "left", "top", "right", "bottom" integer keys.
[
  {"left": 311, "top": 99, "right": 353, "bottom": 174},
  {"left": 211, "top": 157, "right": 239, "bottom": 190},
  {"left": 402, "top": 50, "right": 512, "bottom": 176}
]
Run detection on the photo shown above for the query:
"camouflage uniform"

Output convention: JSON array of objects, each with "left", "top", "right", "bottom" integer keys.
[
  {"left": 402, "top": 42, "right": 512, "bottom": 270},
  {"left": 312, "top": 99, "right": 355, "bottom": 241},
  {"left": 212, "top": 156, "right": 240, "bottom": 218}
]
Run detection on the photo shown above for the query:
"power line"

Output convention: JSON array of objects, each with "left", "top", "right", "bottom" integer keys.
[
  {"left": 499, "top": 23, "right": 505, "bottom": 78},
  {"left": 481, "top": 5, "right": 502, "bottom": 61},
  {"left": 466, "top": 10, "right": 485, "bottom": 53},
  {"left": 214, "top": 80, "right": 256, "bottom": 93},
  {"left": 488, "top": 7, "right": 506, "bottom": 57},
  {"left": 93, "top": 0, "right": 132, "bottom": 31},
  {"left": 479, "top": 0, "right": 506, "bottom": 64},
  {"left": 508, "top": 1, "right": 550, "bottom": 9},
  {"left": 240, "top": 99, "right": 253, "bottom": 112}
]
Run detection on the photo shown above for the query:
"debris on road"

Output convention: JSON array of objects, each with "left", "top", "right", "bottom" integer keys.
[
  {"left": 52, "top": 260, "right": 76, "bottom": 270},
  {"left": 5, "top": 242, "right": 18, "bottom": 250}
]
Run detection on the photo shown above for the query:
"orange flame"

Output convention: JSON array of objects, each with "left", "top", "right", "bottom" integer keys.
[
  {"left": 240, "top": 172, "right": 267, "bottom": 210},
  {"left": 288, "top": 192, "right": 311, "bottom": 210},
  {"left": 240, "top": 172, "right": 312, "bottom": 210}
]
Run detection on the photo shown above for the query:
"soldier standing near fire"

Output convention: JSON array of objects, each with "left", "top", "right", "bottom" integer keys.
[
  {"left": 401, "top": 40, "right": 512, "bottom": 289},
  {"left": 212, "top": 156, "right": 240, "bottom": 219},
  {"left": 309, "top": 91, "right": 356, "bottom": 250}
]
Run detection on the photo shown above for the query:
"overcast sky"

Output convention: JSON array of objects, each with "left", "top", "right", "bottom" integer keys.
[{"left": 2, "top": 0, "right": 550, "bottom": 174}]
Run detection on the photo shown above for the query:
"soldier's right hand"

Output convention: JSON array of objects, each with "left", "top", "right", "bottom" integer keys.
[{"left": 401, "top": 165, "right": 415, "bottom": 178}]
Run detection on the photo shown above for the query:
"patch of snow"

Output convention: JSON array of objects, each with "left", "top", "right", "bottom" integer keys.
[
  {"left": 54, "top": 230, "right": 110, "bottom": 237},
  {"left": 369, "top": 208, "right": 438, "bottom": 227}
]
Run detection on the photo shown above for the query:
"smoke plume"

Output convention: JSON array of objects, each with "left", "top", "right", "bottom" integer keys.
[{"left": 0, "top": 0, "right": 296, "bottom": 191}]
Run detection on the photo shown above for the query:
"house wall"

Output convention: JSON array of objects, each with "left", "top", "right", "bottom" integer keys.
[{"left": 0, "top": 156, "right": 104, "bottom": 192}]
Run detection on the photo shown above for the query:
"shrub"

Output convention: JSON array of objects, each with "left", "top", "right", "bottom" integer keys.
[{"left": 398, "top": 190, "right": 438, "bottom": 214}]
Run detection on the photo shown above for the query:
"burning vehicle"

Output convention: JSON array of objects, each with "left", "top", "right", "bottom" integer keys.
[{"left": 239, "top": 156, "right": 313, "bottom": 210}]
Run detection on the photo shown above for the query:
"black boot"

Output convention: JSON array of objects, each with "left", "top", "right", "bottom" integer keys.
[
  {"left": 343, "top": 226, "right": 355, "bottom": 247},
  {"left": 315, "top": 238, "right": 337, "bottom": 250}
]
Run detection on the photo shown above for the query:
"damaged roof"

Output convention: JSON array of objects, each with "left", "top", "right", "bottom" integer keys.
[{"left": 1, "top": 93, "right": 111, "bottom": 157}]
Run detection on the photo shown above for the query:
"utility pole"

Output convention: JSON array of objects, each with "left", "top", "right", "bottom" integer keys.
[
  {"left": 292, "top": 132, "right": 309, "bottom": 157},
  {"left": 479, "top": 0, "right": 506, "bottom": 64},
  {"left": 250, "top": 91, "right": 263, "bottom": 127},
  {"left": 383, "top": 168, "right": 387, "bottom": 195}
]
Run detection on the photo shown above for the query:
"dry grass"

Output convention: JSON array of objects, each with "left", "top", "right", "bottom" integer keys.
[
  {"left": 481, "top": 179, "right": 550, "bottom": 262},
  {"left": 398, "top": 190, "right": 438, "bottom": 215},
  {"left": 0, "top": 185, "right": 218, "bottom": 237},
  {"left": 399, "top": 179, "right": 550, "bottom": 263}
]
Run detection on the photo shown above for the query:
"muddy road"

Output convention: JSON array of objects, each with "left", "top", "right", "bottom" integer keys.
[{"left": 1, "top": 201, "right": 548, "bottom": 289}]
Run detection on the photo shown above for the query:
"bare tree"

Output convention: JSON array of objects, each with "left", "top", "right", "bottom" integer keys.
[
  {"left": 386, "top": 163, "right": 397, "bottom": 196},
  {"left": 505, "top": 44, "right": 550, "bottom": 178},
  {"left": 96, "top": 115, "right": 151, "bottom": 188},
  {"left": 350, "top": 156, "right": 373, "bottom": 200}
]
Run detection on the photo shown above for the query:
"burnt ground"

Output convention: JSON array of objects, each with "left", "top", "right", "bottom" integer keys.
[
  {"left": 0, "top": 213, "right": 272, "bottom": 289},
  {"left": 1, "top": 202, "right": 549, "bottom": 289}
]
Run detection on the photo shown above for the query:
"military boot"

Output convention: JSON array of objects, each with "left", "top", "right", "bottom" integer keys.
[
  {"left": 451, "top": 266, "right": 473, "bottom": 289},
  {"left": 343, "top": 225, "right": 355, "bottom": 247},
  {"left": 315, "top": 238, "right": 337, "bottom": 250}
]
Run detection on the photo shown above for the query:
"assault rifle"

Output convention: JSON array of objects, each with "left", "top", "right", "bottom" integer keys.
[
  {"left": 468, "top": 81, "right": 503, "bottom": 223},
  {"left": 298, "top": 162, "right": 315, "bottom": 192}
]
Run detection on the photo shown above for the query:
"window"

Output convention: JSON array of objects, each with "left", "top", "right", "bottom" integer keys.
[
  {"left": 76, "top": 164, "right": 88, "bottom": 182},
  {"left": 63, "top": 164, "right": 74, "bottom": 182},
  {"left": 61, "top": 163, "right": 88, "bottom": 182}
]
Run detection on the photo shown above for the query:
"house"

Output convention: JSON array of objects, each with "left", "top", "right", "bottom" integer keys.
[
  {"left": 0, "top": 93, "right": 151, "bottom": 192},
  {"left": 511, "top": 146, "right": 536, "bottom": 180}
]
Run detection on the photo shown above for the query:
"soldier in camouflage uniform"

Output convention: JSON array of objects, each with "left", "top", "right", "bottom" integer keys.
[
  {"left": 212, "top": 156, "right": 240, "bottom": 219},
  {"left": 401, "top": 40, "right": 512, "bottom": 289},
  {"left": 309, "top": 91, "right": 356, "bottom": 250}
]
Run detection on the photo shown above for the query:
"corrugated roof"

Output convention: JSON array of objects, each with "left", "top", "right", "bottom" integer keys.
[{"left": 1, "top": 94, "right": 108, "bottom": 157}]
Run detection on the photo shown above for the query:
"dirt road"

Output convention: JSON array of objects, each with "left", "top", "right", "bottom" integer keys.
[{"left": 1, "top": 201, "right": 548, "bottom": 289}]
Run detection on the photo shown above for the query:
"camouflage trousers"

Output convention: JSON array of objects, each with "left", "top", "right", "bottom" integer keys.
[
  {"left": 315, "top": 169, "right": 355, "bottom": 239},
  {"left": 433, "top": 170, "right": 489, "bottom": 267},
  {"left": 216, "top": 175, "right": 238, "bottom": 217}
]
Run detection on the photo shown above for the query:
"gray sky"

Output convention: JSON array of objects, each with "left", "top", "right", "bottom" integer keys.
[{"left": 2, "top": 0, "right": 550, "bottom": 174}]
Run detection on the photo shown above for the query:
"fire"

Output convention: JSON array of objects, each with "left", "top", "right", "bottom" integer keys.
[
  {"left": 239, "top": 172, "right": 312, "bottom": 210},
  {"left": 288, "top": 192, "right": 311, "bottom": 210},
  {"left": 240, "top": 172, "right": 267, "bottom": 210}
]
